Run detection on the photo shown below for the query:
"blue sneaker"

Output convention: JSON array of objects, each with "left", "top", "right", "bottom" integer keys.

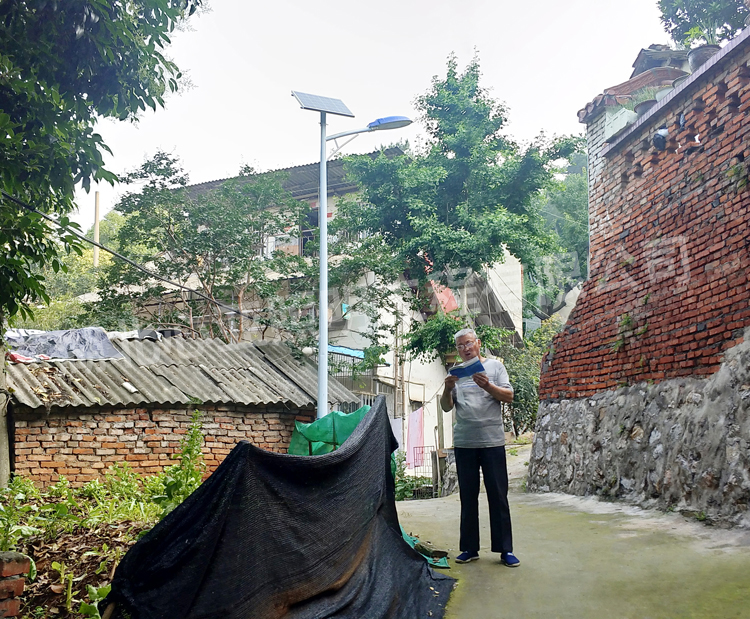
[
  {"left": 455, "top": 550, "right": 479, "bottom": 563},
  {"left": 501, "top": 552, "right": 520, "bottom": 567}
]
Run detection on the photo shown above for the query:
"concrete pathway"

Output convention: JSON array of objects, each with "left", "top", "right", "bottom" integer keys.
[{"left": 396, "top": 445, "right": 750, "bottom": 619}]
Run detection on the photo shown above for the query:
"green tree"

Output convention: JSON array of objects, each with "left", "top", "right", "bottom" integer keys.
[
  {"left": 545, "top": 162, "right": 589, "bottom": 279},
  {"left": 93, "top": 152, "right": 319, "bottom": 345},
  {"left": 658, "top": 0, "right": 748, "bottom": 46},
  {"left": 87, "top": 210, "right": 127, "bottom": 252},
  {"left": 0, "top": 0, "right": 203, "bottom": 325},
  {"left": 525, "top": 157, "right": 589, "bottom": 320},
  {"left": 334, "top": 56, "right": 580, "bottom": 343},
  {"left": 339, "top": 57, "right": 578, "bottom": 297},
  {"left": 0, "top": 0, "right": 203, "bottom": 487},
  {"left": 9, "top": 246, "right": 113, "bottom": 332}
]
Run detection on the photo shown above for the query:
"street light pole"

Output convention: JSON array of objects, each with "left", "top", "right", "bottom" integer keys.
[
  {"left": 318, "top": 110, "right": 329, "bottom": 420},
  {"left": 292, "top": 91, "right": 412, "bottom": 419}
]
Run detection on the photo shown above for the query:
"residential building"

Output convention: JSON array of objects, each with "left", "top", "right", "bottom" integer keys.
[{"left": 189, "top": 151, "right": 526, "bottom": 460}]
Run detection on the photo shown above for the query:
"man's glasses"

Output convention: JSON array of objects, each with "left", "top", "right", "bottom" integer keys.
[{"left": 456, "top": 341, "right": 477, "bottom": 351}]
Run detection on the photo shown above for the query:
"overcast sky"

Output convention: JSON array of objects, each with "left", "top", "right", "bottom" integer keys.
[{"left": 72, "top": 0, "right": 671, "bottom": 228}]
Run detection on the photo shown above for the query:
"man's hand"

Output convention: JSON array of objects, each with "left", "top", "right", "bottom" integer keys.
[
  {"left": 444, "top": 374, "right": 459, "bottom": 391},
  {"left": 440, "top": 374, "right": 459, "bottom": 411},
  {"left": 472, "top": 372, "right": 490, "bottom": 390},
  {"left": 473, "top": 372, "right": 514, "bottom": 403}
]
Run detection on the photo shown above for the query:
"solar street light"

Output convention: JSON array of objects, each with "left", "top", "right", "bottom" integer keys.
[{"left": 292, "top": 91, "right": 412, "bottom": 419}]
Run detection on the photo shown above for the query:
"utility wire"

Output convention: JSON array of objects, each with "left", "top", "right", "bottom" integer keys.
[
  {"left": 483, "top": 265, "right": 551, "bottom": 320},
  {"left": 1, "top": 191, "right": 365, "bottom": 370},
  {"left": 1, "top": 190, "right": 245, "bottom": 317}
]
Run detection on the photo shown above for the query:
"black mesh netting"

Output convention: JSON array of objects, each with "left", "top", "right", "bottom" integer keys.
[{"left": 105, "top": 396, "right": 455, "bottom": 618}]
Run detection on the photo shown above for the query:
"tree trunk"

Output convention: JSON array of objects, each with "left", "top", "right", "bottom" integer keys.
[{"left": 0, "top": 311, "right": 11, "bottom": 486}]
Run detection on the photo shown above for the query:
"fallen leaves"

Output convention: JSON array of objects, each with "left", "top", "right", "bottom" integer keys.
[{"left": 19, "top": 521, "right": 150, "bottom": 618}]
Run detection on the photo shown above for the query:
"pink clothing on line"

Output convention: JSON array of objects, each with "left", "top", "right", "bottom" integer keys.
[{"left": 406, "top": 407, "right": 424, "bottom": 468}]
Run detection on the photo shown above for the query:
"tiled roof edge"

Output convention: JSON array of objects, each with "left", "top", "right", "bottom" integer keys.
[{"left": 602, "top": 28, "right": 750, "bottom": 157}]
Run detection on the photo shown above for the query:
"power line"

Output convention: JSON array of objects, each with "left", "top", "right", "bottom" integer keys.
[
  {"left": 2, "top": 191, "right": 373, "bottom": 370},
  {"left": 483, "top": 265, "right": 551, "bottom": 320},
  {"left": 1, "top": 190, "right": 245, "bottom": 317}
]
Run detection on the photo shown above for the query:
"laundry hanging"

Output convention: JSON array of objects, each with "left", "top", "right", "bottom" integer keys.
[{"left": 406, "top": 406, "right": 424, "bottom": 468}]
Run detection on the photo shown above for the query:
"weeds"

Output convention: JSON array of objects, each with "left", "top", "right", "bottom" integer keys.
[
  {"left": 726, "top": 162, "right": 748, "bottom": 191},
  {"left": 50, "top": 561, "right": 79, "bottom": 613},
  {"left": 619, "top": 313, "right": 634, "bottom": 329},
  {"left": 0, "top": 476, "right": 42, "bottom": 551},
  {"left": 393, "top": 451, "right": 432, "bottom": 501},
  {"left": 2, "top": 411, "right": 208, "bottom": 617},
  {"left": 148, "top": 409, "right": 206, "bottom": 517},
  {"left": 79, "top": 584, "right": 112, "bottom": 618}
]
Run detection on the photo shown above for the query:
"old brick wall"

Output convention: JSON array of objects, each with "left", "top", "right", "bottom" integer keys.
[
  {"left": 540, "top": 41, "right": 750, "bottom": 400},
  {"left": 12, "top": 404, "right": 315, "bottom": 485},
  {"left": 529, "top": 36, "right": 750, "bottom": 524}
]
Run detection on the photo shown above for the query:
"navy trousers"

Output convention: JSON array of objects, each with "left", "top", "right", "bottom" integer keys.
[{"left": 454, "top": 446, "right": 513, "bottom": 553}]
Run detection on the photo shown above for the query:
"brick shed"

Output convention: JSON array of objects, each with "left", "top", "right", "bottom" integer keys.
[
  {"left": 6, "top": 334, "right": 357, "bottom": 485},
  {"left": 528, "top": 30, "right": 750, "bottom": 525}
]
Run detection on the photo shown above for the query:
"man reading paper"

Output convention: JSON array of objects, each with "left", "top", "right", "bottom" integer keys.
[{"left": 440, "top": 328, "right": 520, "bottom": 567}]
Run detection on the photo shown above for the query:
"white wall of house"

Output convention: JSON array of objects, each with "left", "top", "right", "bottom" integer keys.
[
  {"left": 330, "top": 287, "right": 452, "bottom": 453},
  {"left": 486, "top": 250, "right": 524, "bottom": 337}
]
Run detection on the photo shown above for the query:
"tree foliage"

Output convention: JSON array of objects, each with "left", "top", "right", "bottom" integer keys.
[
  {"left": 544, "top": 161, "right": 589, "bottom": 279},
  {"left": 338, "top": 56, "right": 579, "bottom": 289},
  {"left": 525, "top": 156, "right": 589, "bottom": 320},
  {"left": 477, "top": 318, "right": 562, "bottom": 433},
  {"left": 658, "top": 0, "right": 748, "bottom": 46},
  {"left": 332, "top": 55, "right": 580, "bottom": 374},
  {"left": 9, "top": 246, "right": 112, "bottom": 332},
  {"left": 335, "top": 56, "right": 581, "bottom": 329},
  {"left": 93, "top": 152, "right": 320, "bottom": 344},
  {"left": 0, "top": 0, "right": 202, "bottom": 324}
]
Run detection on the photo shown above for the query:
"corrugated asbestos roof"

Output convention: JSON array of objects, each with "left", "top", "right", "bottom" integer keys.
[
  {"left": 7, "top": 338, "right": 358, "bottom": 411},
  {"left": 187, "top": 147, "right": 404, "bottom": 201}
]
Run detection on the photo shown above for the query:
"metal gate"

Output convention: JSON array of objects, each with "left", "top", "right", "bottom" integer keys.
[{"left": 410, "top": 446, "right": 437, "bottom": 499}]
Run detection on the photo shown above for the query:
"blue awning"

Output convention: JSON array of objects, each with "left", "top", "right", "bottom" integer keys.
[{"left": 327, "top": 345, "right": 365, "bottom": 359}]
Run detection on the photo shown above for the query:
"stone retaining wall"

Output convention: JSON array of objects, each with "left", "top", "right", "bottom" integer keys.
[
  {"left": 529, "top": 329, "right": 750, "bottom": 526},
  {"left": 12, "top": 404, "right": 314, "bottom": 486}
]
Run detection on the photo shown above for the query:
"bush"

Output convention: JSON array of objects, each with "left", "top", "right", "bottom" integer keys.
[
  {"left": 393, "top": 451, "right": 432, "bottom": 501},
  {"left": 477, "top": 318, "right": 562, "bottom": 434},
  {"left": 146, "top": 409, "right": 207, "bottom": 518}
]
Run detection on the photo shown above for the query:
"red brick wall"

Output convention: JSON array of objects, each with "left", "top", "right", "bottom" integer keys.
[
  {"left": 540, "top": 43, "right": 750, "bottom": 400},
  {"left": 12, "top": 404, "right": 315, "bottom": 485}
]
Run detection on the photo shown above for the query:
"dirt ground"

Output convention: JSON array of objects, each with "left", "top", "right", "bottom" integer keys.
[{"left": 397, "top": 445, "right": 750, "bottom": 619}]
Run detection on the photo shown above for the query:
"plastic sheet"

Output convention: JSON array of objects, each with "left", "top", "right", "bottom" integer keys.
[
  {"left": 287, "top": 405, "right": 371, "bottom": 456},
  {"left": 5, "top": 327, "right": 123, "bottom": 361}
]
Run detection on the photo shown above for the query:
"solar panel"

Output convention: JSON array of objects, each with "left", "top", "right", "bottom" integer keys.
[{"left": 291, "top": 91, "right": 354, "bottom": 118}]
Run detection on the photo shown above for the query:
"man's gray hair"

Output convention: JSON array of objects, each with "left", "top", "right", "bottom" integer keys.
[{"left": 454, "top": 328, "right": 477, "bottom": 342}]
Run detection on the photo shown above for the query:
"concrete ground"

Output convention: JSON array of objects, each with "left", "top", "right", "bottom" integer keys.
[{"left": 397, "top": 445, "right": 750, "bottom": 619}]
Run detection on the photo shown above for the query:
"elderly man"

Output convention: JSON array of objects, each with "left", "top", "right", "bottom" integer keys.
[{"left": 440, "top": 328, "right": 519, "bottom": 567}]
